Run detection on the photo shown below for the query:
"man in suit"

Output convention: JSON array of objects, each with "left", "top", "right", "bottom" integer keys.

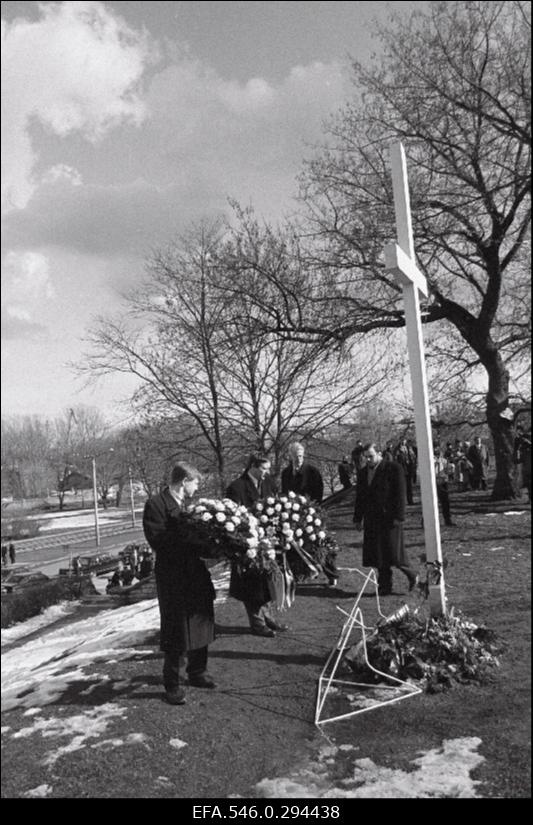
[
  {"left": 353, "top": 443, "right": 418, "bottom": 596},
  {"left": 281, "top": 441, "right": 338, "bottom": 587},
  {"left": 143, "top": 462, "right": 216, "bottom": 705},
  {"left": 281, "top": 441, "right": 324, "bottom": 504},
  {"left": 226, "top": 453, "right": 288, "bottom": 637}
]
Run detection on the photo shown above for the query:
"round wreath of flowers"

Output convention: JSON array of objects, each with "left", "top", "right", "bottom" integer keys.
[
  {"left": 184, "top": 498, "right": 278, "bottom": 572},
  {"left": 252, "top": 492, "right": 338, "bottom": 568}
]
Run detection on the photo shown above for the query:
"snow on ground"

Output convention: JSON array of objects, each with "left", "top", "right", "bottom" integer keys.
[
  {"left": 1, "top": 602, "right": 79, "bottom": 648},
  {"left": 1, "top": 600, "right": 161, "bottom": 712},
  {"left": 1, "top": 570, "right": 230, "bottom": 712},
  {"left": 253, "top": 737, "right": 485, "bottom": 798},
  {"left": 31, "top": 511, "right": 135, "bottom": 531},
  {"left": 12, "top": 703, "right": 133, "bottom": 766}
]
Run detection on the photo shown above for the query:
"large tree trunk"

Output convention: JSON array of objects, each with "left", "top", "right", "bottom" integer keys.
[{"left": 485, "top": 352, "right": 520, "bottom": 501}]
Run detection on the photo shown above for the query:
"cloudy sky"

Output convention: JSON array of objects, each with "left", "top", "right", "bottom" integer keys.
[{"left": 1, "top": 0, "right": 420, "bottom": 422}]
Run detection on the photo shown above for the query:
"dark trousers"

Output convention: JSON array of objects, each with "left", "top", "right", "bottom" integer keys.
[
  {"left": 322, "top": 553, "right": 339, "bottom": 584},
  {"left": 244, "top": 601, "right": 273, "bottom": 630},
  {"left": 378, "top": 563, "right": 416, "bottom": 593},
  {"left": 163, "top": 646, "right": 208, "bottom": 691},
  {"left": 437, "top": 481, "right": 453, "bottom": 525}
]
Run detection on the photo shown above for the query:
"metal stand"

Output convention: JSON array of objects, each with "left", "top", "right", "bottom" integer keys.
[{"left": 315, "top": 569, "right": 422, "bottom": 726}]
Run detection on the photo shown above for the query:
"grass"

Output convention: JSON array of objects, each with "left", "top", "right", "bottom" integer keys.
[
  {"left": 319, "top": 486, "right": 531, "bottom": 798},
  {"left": 0, "top": 484, "right": 530, "bottom": 798}
]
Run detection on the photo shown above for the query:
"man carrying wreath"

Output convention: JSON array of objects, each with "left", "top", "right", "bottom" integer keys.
[
  {"left": 226, "top": 453, "right": 289, "bottom": 637},
  {"left": 143, "top": 462, "right": 217, "bottom": 705}
]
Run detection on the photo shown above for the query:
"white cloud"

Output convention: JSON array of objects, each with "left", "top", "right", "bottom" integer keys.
[
  {"left": 1, "top": 1, "right": 152, "bottom": 212},
  {"left": 2, "top": 58, "right": 351, "bottom": 256},
  {"left": 1, "top": 250, "right": 54, "bottom": 339}
]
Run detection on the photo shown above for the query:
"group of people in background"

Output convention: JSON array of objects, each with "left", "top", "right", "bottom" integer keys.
[
  {"left": 338, "top": 433, "right": 494, "bottom": 530},
  {"left": 340, "top": 434, "right": 494, "bottom": 499},
  {"left": 106, "top": 544, "right": 154, "bottom": 591}
]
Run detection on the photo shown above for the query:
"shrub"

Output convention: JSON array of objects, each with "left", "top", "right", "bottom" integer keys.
[{"left": 1, "top": 576, "right": 97, "bottom": 628}]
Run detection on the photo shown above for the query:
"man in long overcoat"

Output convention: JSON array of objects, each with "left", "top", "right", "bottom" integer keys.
[
  {"left": 226, "top": 454, "right": 288, "bottom": 637},
  {"left": 353, "top": 443, "right": 417, "bottom": 596},
  {"left": 467, "top": 436, "right": 490, "bottom": 491},
  {"left": 143, "top": 462, "right": 216, "bottom": 704}
]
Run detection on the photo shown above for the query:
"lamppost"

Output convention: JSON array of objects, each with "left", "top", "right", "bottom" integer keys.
[
  {"left": 128, "top": 465, "right": 136, "bottom": 528},
  {"left": 84, "top": 448, "right": 114, "bottom": 547}
]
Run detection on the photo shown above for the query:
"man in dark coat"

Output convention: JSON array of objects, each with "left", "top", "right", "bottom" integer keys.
[
  {"left": 394, "top": 438, "right": 417, "bottom": 505},
  {"left": 226, "top": 454, "right": 288, "bottom": 637},
  {"left": 351, "top": 440, "right": 366, "bottom": 474},
  {"left": 338, "top": 456, "right": 353, "bottom": 490},
  {"left": 353, "top": 443, "right": 417, "bottom": 596},
  {"left": 281, "top": 441, "right": 339, "bottom": 586},
  {"left": 281, "top": 441, "right": 324, "bottom": 504},
  {"left": 467, "top": 436, "right": 490, "bottom": 491},
  {"left": 143, "top": 462, "right": 216, "bottom": 705}
]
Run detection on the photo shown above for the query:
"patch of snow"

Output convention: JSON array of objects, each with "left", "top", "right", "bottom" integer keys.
[
  {"left": 169, "top": 738, "right": 188, "bottom": 750},
  {"left": 1, "top": 602, "right": 79, "bottom": 647},
  {"left": 23, "top": 707, "right": 42, "bottom": 716},
  {"left": 91, "top": 732, "right": 151, "bottom": 751},
  {"left": 23, "top": 784, "right": 53, "bottom": 797},
  {"left": 12, "top": 703, "right": 129, "bottom": 767},
  {"left": 1, "top": 600, "right": 160, "bottom": 711},
  {"left": 253, "top": 737, "right": 485, "bottom": 798}
]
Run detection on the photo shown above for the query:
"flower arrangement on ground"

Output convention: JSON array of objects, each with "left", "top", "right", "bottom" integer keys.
[{"left": 343, "top": 607, "right": 500, "bottom": 693}]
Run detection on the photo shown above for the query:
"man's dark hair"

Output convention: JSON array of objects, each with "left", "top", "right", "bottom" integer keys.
[
  {"left": 170, "top": 462, "right": 202, "bottom": 485},
  {"left": 245, "top": 452, "right": 271, "bottom": 471},
  {"left": 363, "top": 442, "right": 379, "bottom": 453}
]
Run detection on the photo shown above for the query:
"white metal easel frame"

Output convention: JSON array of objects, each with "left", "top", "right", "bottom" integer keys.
[{"left": 314, "top": 569, "right": 422, "bottom": 726}]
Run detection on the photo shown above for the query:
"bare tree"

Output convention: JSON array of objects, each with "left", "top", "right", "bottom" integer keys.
[
  {"left": 79, "top": 221, "right": 393, "bottom": 491},
  {"left": 1, "top": 415, "right": 55, "bottom": 499},
  {"left": 228, "top": 2, "right": 530, "bottom": 499}
]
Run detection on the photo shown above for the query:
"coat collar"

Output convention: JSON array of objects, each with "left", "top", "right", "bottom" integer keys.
[{"left": 161, "top": 487, "right": 183, "bottom": 513}]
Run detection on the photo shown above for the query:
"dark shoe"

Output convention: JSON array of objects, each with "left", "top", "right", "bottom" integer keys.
[
  {"left": 164, "top": 688, "right": 186, "bottom": 705},
  {"left": 251, "top": 626, "right": 275, "bottom": 637},
  {"left": 265, "top": 619, "right": 289, "bottom": 632},
  {"left": 188, "top": 674, "right": 216, "bottom": 689},
  {"left": 408, "top": 574, "right": 420, "bottom": 593},
  {"left": 378, "top": 588, "right": 392, "bottom": 596},
  {"left": 326, "top": 579, "right": 338, "bottom": 588}
]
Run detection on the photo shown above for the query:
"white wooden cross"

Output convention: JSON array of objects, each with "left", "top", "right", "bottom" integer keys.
[{"left": 384, "top": 141, "right": 446, "bottom": 616}]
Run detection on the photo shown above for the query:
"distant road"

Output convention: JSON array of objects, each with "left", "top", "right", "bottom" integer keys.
[
  {"left": 7, "top": 524, "right": 146, "bottom": 577},
  {"left": 12, "top": 520, "right": 144, "bottom": 554}
]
